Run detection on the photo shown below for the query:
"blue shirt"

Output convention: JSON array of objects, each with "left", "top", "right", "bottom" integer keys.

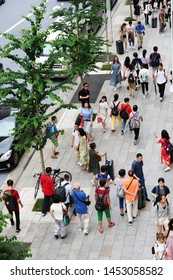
[
  {"left": 50, "top": 123, "right": 58, "bottom": 140},
  {"left": 71, "top": 190, "right": 88, "bottom": 214},
  {"left": 135, "top": 24, "right": 145, "bottom": 34},
  {"left": 81, "top": 108, "right": 93, "bottom": 121},
  {"left": 131, "top": 160, "right": 144, "bottom": 179}
]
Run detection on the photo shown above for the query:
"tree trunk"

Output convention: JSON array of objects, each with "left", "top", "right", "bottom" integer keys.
[
  {"left": 79, "top": 73, "right": 84, "bottom": 85},
  {"left": 39, "top": 148, "right": 45, "bottom": 173},
  {"left": 103, "top": 0, "right": 109, "bottom": 65},
  {"left": 130, "top": 2, "right": 133, "bottom": 18}
]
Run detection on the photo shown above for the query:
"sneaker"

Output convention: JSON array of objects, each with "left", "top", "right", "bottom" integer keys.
[
  {"left": 160, "top": 97, "right": 163, "bottom": 102},
  {"left": 111, "top": 130, "right": 115, "bottom": 134},
  {"left": 133, "top": 217, "right": 136, "bottom": 221},
  {"left": 61, "top": 235, "right": 67, "bottom": 239},
  {"left": 114, "top": 87, "right": 117, "bottom": 91},
  {"left": 84, "top": 232, "right": 89, "bottom": 236},
  {"left": 11, "top": 221, "right": 15, "bottom": 226},
  {"left": 125, "top": 49, "right": 128, "bottom": 52},
  {"left": 129, "top": 221, "right": 133, "bottom": 226},
  {"left": 16, "top": 229, "right": 21, "bottom": 233},
  {"left": 42, "top": 213, "right": 46, "bottom": 217},
  {"left": 164, "top": 166, "right": 170, "bottom": 172},
  {"left": 134, "top": 140, "right": 137, "bottom": 145},
  {"left": 77, "top": 161, "right": 81, "bottom": 165},
  {"left": 55, "top": 235, "right": 59, "bottom": 239},
  {"left": 120, "top": 214, "right": 124, "bottom": 219},
  {"left": 108, "top": 222, "right": 115, "bottom": 227},
  {"left": 121, "top": 130, "right": 124, "bottom": 135},
  {"left": 145, "top": 198, "right": 151, "bottom": 202},
  {"left": 78, "top": 228, "right": 83, "bottom": 232},
  {"left": 143, "top": 95, "right": 145, "bottom": 99},
  {"left": 138, "top": 46, "right": 140, "bottom": 50}
]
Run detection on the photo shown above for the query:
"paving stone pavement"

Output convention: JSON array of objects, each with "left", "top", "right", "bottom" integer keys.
[{"left": 1, "top": 0, "right": 173, "bottom": 260}]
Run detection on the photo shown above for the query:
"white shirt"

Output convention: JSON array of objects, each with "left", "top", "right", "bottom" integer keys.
[
  {"left": 154, "top": 69, "right": 167, "bottom": 84},
  {"left": 50, "top": 202, "right": 66, "bottom": 220},
  {"left": 61, "top": 180, "right": 72, "bottom": 204},
  {"left": 72, "top": 130, "right": 79, "bottom": 147}
]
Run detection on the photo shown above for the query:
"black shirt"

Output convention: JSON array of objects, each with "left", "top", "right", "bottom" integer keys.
[{"left": 78, "top": 88, "right": 90, "bottom": 107}]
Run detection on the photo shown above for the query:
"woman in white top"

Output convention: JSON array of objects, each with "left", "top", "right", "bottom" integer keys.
[
  {"left": 97, "top": 95, "right": 108, "bottom": 133},
  {"left": 144, "top": 2, "right": 153, "bottom": 26},
  {"left": 139, "top": 63, "right": 150, "bottom": 98},
  {"left": 153, "top": 232, "right": 166, "bottom": 260},
  {"left": 140, "top": 49, "right": 149, "bottom": 69},
  {"left": 114, "top": 169, "right": 126, "bottom": 219}
]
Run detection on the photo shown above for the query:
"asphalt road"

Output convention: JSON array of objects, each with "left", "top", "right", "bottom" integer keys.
[{"left": 0, "top": 0, "right": 70, "bottom": 184}]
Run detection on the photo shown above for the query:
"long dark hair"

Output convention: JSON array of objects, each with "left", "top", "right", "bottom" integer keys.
[
  {"left": 78, "top": 127, "right": 86, "bottom": 137},
  {"left": 113, "top": 55, "right": 120, "bottom": 64},
  {"left": 124, "top": 56, "right": 130, "bottom": 68},
  {"left": 142, "top": 49, "right": 147, "bottom": 58},
  {"left": 161, "top": 129, "right": 170, "bottom": 140}
]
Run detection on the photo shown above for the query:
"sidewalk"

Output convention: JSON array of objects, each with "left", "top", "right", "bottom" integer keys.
[{"left": 1, "top": 1, "right": 173, "bottom": 260}]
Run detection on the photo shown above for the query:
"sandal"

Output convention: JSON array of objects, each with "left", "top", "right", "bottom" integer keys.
[
  {"left": 108, "top": 222, "right": 115, "bottom": 227},
  {"left": 98, "top": 228, "right": 103, "bottom": 233},
  {"left": 51, "top": 155, "right": 57, "bottom": 159}
]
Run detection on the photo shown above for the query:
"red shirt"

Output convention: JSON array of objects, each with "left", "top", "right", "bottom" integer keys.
[
  {"left": 40, "top": 174, "right": 55, "bottom": 196},
  {"left": 120, "top": 103, "right": 132, "bottom": 116},
  {"left": 3, "top": 189, "right": 20, "bottom": 211},
  {"left": 95, "top": 188, "right": 110, "bottom": 209}
]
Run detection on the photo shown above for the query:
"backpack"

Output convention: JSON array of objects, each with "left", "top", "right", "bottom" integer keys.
[
  {"left": 120, "top": 104, "right": 129, "bottom": 120},
  {"left": 111, "top": 101, "right": 120, "bottom": 116},
  {"left": 135, "top": 60, "right": 141, "bottom": 71},
  {"left": 4, "top": 190, "right": 17, "bottom": 211},
  {"left": 55, "top": 182, "right": 69, "bottom": 202},
  {"left": 45, "top": 123, "right": 52, "bottom": 136},
  {"left": 165, "top": 141, "right": 173, "bottom": 154},
  {"left": 131, "top": 112, "right": 140, "bottom": 129},
  {"left": 95, "top": 190, "right": 106, "bottom": 212},
  {"left": 150, "top": 53, "right": 159, "bottom": 67},
  {"left": 128, "top": 72, "right": 135, "bottom": 83},
  {"left": 140, "top": 73, "right": 148, "bottom": 83}
]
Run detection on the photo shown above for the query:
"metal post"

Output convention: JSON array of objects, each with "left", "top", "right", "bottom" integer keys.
[{"left": 106, "top": 0, "right": 113, "bottom": 42}]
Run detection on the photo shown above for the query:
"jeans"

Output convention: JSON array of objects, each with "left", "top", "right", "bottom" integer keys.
[
  {"left": 126, "top": 199, "right": 138, "bottom": 222},
  {"left": 133, "top": 127, "right": 140, "bottom": 140},
  {"left": 139, "top": 175, "right": 148, "bottom": 200},
  {"left": 157, "top": 82, "right": 166, "bottom": 98},
  {"left": 9, "top": 210, "right": 20, "bottom": 230},
  {"left": 77, "top": 213, "right": 90, "bottom": 234},
  {"left": 42, "top": 195, "right": 54, "bottom": 214},
  {"left": 141, "top": 82, "right": 149, "bottom": 95},
  {"left": 54, "top": 220, "right": 66, "bottom": 237},
  {"left": 122, "top": 119, "right": 131, "bottom": 131},
  {"left": 119, "top": 197, "right": 124, "bottom": 209}
]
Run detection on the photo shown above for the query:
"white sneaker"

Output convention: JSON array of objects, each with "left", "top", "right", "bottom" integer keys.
[
  {"left": 134, "top": 140, "right": 137, "bottom": 145},
  {"left": 164, "top": 167, "right": 170, "bottom": 172},
  {"left": 143, "top": 95, "right": 145, "bottom": 99},
  {"left": 114, "top": 87, "right": 117, "bottom": 91},
  {"left": 125, "top": 49, "right": 128, "bottom": 52},
  {"left": 160, "top": 97, "right": 163, "bottom": 102},
  {"left": 77, "top": 161, "right": 81, "bottom": 165}
]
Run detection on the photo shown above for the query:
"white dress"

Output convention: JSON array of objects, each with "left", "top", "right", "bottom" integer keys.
[{"left": 98, "top": 101, "right": 108, "bottom": 120}]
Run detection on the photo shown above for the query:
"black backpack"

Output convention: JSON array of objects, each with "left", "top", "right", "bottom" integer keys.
[
  {"left": 55, "top": 182, "right": 69, "bottom": 202},
  {"left": 95, "top": 190, "right": 107, "bottom": 212},
  {"left": 120, "top": 104, "right": 129, "bottom": 120},
  {"left": 165, "top": 141, "right": 173, "bottom": 154},
  {"left": 4, "top": 190, "right": 17, "bottom": 211},
  {"left": 128, "top": 72, "right": 135, "bottom": 83},
  {"left": 111, "top": 101, "right": 120, "bottom": 116},
  {"left": 150, "top": 53, "right": 159, "bottom": 67}
]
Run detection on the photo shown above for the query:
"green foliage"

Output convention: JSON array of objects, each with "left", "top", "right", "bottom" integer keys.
[
  {"left": 0, "top": 0, "right": 77, "bottom": 170},
  {"left": 126, "top": 0, "right": 133, "bottom": 4},
  {"left": 32, "top": 198, "right": 52, "bottom": 212},
  {"left": 51, "top": 0, "right": 106, "bottom": 82},
  {"left": 100, "top": 63, "right": 112, "bottom": 70},
  {"left": 124, "top": 16, "right": 135, "bottom": 22}
]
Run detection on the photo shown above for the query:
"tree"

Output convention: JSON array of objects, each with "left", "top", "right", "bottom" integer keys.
[
  {"left": 51, "top": 0, "right": 106, "bottom": 85},
  {"left": 0, "top": 191, "right": 32, "bottom": 260},
  {"left": 0, "top": 0, "right": 76, "bottom": 172}
]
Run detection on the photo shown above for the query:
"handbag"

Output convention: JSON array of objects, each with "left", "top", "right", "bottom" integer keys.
[
  {"left": 97, "top": 154, "right": 102, "bottom": 162},
  {"left": 61, "top": 205, "right": 70, "bottom": 226},
  {"left": 74, "top": 191, "right": 91, "bottom": 206},
  {"left": 97, "top": 116, "right": 102, "bottom": 123},
  {"left": 148, "top": 11, "right": 152, "bottom": 16}
]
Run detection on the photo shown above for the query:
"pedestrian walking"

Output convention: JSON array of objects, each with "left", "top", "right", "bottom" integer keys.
[
  {"left": 158, "top": 8, "right": 166, "bottom": 33},
  {"left": 110, "top": 93, "right": 122, "bottom": 133},
  {"left": 139, "top": 63, "right": 150, "bottom": 98},
  {"left": 155, "top": 195, "right": 170, "bottom": 235},
  {"left": 123, "top": 170, "right": 139, "bottom": 226},
  {"left": 157, "top": 0, "right": 164, "bottom": 10},
  {"left": 131, "top": 52, "right": 142, "bottom": 88},
  {"left": 88, "top": 142, "right": 106, "bottom": 186},
  {"left": 50, "top": 116, "right": 59, "bottom": 159},
  {"left": 119, "top": 23, "right": 128, "bottom": 52},
  {"left": 140, "top": 49, "right": 149, "bottom": 69},
  {"left": 126, "top": 21, "right": 135, "bottom": 49},
  {"left": 40, "top": 167, "right": 55, "bottom": 217},
  {"left": 114, "top": 169, "right": 126, "bottom": 219},
  {"left": 164, "top": 218, "right": 173, "bottom": 260},
  {"left": 78, "top": 127, "right": 89, "bottom": 171},
  {"left": 122, "top": 56, "right": 131, "bottom": 84},
  {"left": 58, "top": 174, "right": 73, "bottom": 210},
  {"left": 95, "top": 178, "right": 115, "bottom": 233},
  {"left": 95, "top": 165, "right": 113, "bottom": 189},
  {"left": 131, "top": 153, "right": 150, "bottom": 201},
  {"left": 3, "top": 179, "right": 23, "bottom": 233},
  {"left": 153, "top": 232, "right": 166, "bottom": 260},
  {"left": 126, "top": 105, "right": 143, "bottom": 145},
  {"left": 120, "top": 97, "right": 132, "bottom": 135},
  {"left": 71, "top": 123, "right": 80, "bottom": 164},
  {"left": 154, "top": 129, "right": 172, "bottom": 171},
  {"left": 134, "top": 2, "right": 142, "bottom": 21},
  {"left": 71, "top": 183, "right": 90, "bottom": 235},
  {"left": 97, "top": 95, "right": 108, "bottom": 133},
  {"left": 135, "top": 21, "right": 145, "bottom": 50},
  {"left": 125, "top": 64, "right": 137, "bottom": 97},
  {"left": 149, "top": 46, "right": 162, "bottom": 73},
  {"left": 151, "top": 177, "right": 170, "bottom": 205},
  {"left": 78, "top": 82, "right": 90, "bottom": 107},
  {"left": 109, "top": 55, "right": 122, "bottom": 91},
  {"left": 81, "top": 101, "right": 93, "bottom": 141},
  {"left": 50, "top": 195, "right": 67, "bottom": 239},
  {"left": 153, "top": 63, "right": 168, "bottom": 102},
  {"left": 144, "top": 1, "right": 153, "bottom": 26}
]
